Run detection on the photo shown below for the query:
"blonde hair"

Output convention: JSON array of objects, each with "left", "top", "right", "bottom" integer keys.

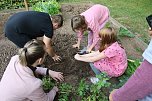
[
  {"left": 71, "top": 15, "right": 87, "bottom": 32},
  {"left": 18, "top": 39, "right": 45, "bottom": 66},
  {"left": 99, "top": 27, "right": 117, "bottom": 52}
]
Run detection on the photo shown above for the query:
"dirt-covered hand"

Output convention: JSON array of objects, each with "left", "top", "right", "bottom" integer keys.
[
  {"left": 72, "top": 43, "right": 80, "bottom": 49},
  {"left": 52, "top": 86, "right": 59, "bottom": 92},
  {"left": 52, "top": 54, "right": 61, "bottom": 62},
  {"left": 49, "top": 70, "right": 64, "bottom": 82}
]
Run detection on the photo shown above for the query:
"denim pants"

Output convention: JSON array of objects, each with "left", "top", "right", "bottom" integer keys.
[
  {"left": 80, "top": 47, "right": 101, "bottom": 75},
  {"left": 138, "top": 94, "right": 152, "bottom": 101},
  {"left": 89, "top": 63, "right": 101, "bottom": 75}
]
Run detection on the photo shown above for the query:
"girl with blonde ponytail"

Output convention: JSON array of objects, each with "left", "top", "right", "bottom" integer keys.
[{"left": 0, "top": 39, "right": 64, "bottom": 101}]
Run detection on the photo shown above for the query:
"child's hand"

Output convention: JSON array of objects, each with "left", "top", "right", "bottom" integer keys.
[
  {"left": 86, "top": 47, "right": 92, "bottom": 53},
  {"left": 52, "top": 54, "right": 61, "bottom": 62},
  {"left": 74, "top": 54, "right": 81, "bottom": 60},
  {"left": 72, "top": 43, "right": 80, "bottom": 49},
  {"left": 49, "top": 70, "right": 64, "bottom": 82}
]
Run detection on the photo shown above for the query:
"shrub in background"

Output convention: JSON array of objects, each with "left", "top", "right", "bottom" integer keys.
[{"left": 33, "top": 0, "right": 61, "bottom": 15}]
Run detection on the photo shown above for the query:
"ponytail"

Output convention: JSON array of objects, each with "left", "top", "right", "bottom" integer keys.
[
  {"left": 18, "top": 39, "right": 45, "bottom": 67},
  {"left": 19, "top": 47, "right": 28, "bottom": 66}
]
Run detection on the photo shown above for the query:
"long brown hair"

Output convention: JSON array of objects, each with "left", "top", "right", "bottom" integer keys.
[
  {"left": 71, "top": 15, "right": 87, "bottom": 32},
  {"left": 99, "top": 27, "right": 117, "bottom": 52}
]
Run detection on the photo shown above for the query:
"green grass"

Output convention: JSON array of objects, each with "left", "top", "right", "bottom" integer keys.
[
  {"left": 1, "top": 0, "right": 151, "bottom": 43},
  {"left": 60, "top": 0, "right": 152, "bottom": 43}
]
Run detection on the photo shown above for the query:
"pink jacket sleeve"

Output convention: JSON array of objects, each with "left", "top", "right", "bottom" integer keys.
[
  {"left": 77, "top": 31, "right": 83, "bottom": 40},
  {"left": 28, "top": 81, "right": 56, "bottom": 101},
  {"left": 92, "top": 23, "right": 100, "bottom": 46}
]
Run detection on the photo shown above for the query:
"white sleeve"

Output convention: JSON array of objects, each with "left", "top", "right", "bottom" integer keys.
[{"left": 35, "top": 67, "right": 47, "bottom": 76}]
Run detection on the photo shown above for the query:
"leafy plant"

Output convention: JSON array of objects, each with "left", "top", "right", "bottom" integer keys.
[
  {"left": 118, "top": 27, "right": 135, "bottom": 38},
  {"left": 58, "top": 83, "right": 73, "bottom": 101},
  {"left": 32, "top": 0, "right": 61, "bottom": 15},
  {"left": 125, "top": 59, "right": 141, "bottom": 76},
  {"left": 79, "top": 73, "right": 111, "bottom": 101},
  {"left": 77, "top": 78, "right": 89, "bottom": 97},
  {"left": 42, "top": 76, "right": 55, "bottom": 92},
  {"left": 88, "top": 73, "right": 111, "bottom": 101},
  {"left": 117, "top": 59, "right": 141, "bottom": 87}
]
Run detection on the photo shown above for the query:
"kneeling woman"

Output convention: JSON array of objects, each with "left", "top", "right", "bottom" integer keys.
[{"left": 0, "top": 39, "right": 64, "bottom": 101}]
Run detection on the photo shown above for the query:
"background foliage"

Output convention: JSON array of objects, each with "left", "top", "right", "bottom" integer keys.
[{"left": 32, "top": 0, "right": 61, "bottom": 15}]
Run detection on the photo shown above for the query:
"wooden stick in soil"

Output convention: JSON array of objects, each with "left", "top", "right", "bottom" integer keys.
[{"left": 24, "top": 0, "right": 29, "bottom": 11}]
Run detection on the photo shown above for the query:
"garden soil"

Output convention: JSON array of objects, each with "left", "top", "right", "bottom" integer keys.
[{"left": 0, "top": 2, "right": 148, "bottom": 100}]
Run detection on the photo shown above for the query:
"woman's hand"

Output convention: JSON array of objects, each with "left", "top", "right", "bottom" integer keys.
[{"left": 49, "top": 70, "right": 64, "bottom": 82}]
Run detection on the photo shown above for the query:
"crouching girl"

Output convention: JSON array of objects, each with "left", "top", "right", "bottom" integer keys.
[{"left": 0, "top": 39, "right": 64, "bottom": 101}]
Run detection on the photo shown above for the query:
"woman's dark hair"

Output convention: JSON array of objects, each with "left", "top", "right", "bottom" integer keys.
[{"left": 18, "top": 39, "right": 45, "bottom": 66}]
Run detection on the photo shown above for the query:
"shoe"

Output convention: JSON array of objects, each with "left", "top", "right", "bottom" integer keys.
[{"left": 90, "top": 77, "right": 99, "bottom": 84}]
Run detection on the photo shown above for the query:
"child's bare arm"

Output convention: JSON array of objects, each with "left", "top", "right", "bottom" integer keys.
[
  {"left": 74, "top": 51, "right": 106, "bottom": 62},
  {"left": 80, "top": 50, "right": 100, "bottom": 57}
]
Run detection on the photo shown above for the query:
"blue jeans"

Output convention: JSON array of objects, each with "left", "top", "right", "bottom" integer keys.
[
  {"left": 138, "top": 94, "right": 152, "bottom": 101},
  {"left": 89, "top": 63, "right": 101, "bottom": 75},
  {"left": 80, "top": 48, "right": 101, "bottom": 75}
]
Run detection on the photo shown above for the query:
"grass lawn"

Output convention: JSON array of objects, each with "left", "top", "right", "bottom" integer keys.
[{"left": 60, "top": 0, "right": 152, "bottom": 43}]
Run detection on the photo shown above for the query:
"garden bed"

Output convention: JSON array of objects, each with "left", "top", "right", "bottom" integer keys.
[{"left": 0, "top": 2, "right": 148, "bottom": 101}]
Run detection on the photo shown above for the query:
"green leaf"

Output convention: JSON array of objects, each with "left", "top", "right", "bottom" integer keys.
[{"left": 118, "top": 27, "right": 135, "bottom": 38}]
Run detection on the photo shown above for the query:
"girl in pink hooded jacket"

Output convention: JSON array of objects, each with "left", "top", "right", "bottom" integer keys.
[{"left": 71, "top": 4, "right": 110, "bottom": 52}]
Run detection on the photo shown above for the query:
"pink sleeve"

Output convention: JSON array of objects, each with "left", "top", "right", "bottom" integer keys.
[
  {"left": 103, "top": 44, "right": 117, "bottom": 58},
  {"left": 92, "top": 31, "right": 100, "bottom": 45},
  {"left": 28, "top": 82, "right": 56, "bottom": 101},
  {"left": 77, "top": 31, "right": 83, "bottom": 40},
  {"left": 35, "top": 67, "right": 47, "bottom": 76},
  {"left": 92, "top": 24, "right": 100, "bottom": 45}
]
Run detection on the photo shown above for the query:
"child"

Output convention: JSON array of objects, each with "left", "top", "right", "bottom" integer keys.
[
  {"left": 74, "top": 27, "right": 127, "bottom": 77},
  {"left": 0, "top": 39, "right": 64, "bottom": 101},
  {"left": 71, "top": 4, "right": 110, "bottom": 52},
  {"left": 109, "top": 28, "right": 152, "bottom": 101}
]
